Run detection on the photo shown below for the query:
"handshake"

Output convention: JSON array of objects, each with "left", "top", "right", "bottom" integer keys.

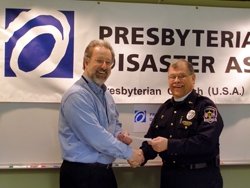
[
  {"left": 127, "top": 148, "right": 144, "bottom": 168},
  {"left": 118, "top": 132, "right": 168, "bottom": 168},
  {"left": 117, "top": 132, "right": 144, "bottom": 168}
]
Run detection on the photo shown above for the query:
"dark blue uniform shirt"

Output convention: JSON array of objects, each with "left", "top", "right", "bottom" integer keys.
[{"left": 141, "top": 90, "right": 224, "bottom": 165}]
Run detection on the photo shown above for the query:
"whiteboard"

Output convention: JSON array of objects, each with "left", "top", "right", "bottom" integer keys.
[{"left": 0, "top": 103, "right": 250, "bottom": 168}]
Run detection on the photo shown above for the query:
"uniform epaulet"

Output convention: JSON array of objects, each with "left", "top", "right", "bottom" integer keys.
[
  {"left": 196, "top": 93, "right": 206, "bottom": 99},
  {"left": 162, "top": 98, "right": 171, "bottom": 105}
]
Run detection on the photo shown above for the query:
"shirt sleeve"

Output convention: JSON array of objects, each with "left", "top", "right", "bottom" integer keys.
[
  {"left": 62, "top": 91, "right": 133, "bottom": 160},
  {"left": 113, "top": 106, "right": 123, "bottom": 138},
  {"left": 139, "top": 105, "right": 163, "bottom": 164}
]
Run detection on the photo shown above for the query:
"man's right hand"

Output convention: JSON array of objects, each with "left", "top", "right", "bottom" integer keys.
[{"left": 127, "top": 148, "right": 144, "bottom": 168}]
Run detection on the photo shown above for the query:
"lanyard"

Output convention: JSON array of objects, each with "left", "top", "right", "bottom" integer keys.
[{"left": 81, "top": 75, "right": 110, "bottom": 125}]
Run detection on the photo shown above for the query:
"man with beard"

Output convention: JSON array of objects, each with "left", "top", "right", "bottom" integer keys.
[
  {"left": 140, "top": 59, "right": 224, "bottom": 188},
  {"left": 58, "top": 39, "right": 144, "bottom": 188}
]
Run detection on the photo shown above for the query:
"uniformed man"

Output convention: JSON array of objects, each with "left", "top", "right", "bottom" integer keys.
[{"left": 140, "top": 59, "right": 224, "bottom": 188}]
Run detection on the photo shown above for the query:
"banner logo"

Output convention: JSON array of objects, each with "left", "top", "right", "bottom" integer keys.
[
  {"left": 134, "top": 110, "right": 146, "bottom": 123},
  {"left": 4, "top": 8, "right": 74, "bottom": 78},
  {"left": 134, "top": 105, "right": 159, "bottom": 132}
]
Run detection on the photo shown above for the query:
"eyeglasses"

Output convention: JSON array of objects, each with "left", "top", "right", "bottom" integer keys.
[
  {"left": 168, "top": 74, "right": 191, "bottom": 80},
  {"left": 91, "top": 58, "right": 113, "bottom": 67}
]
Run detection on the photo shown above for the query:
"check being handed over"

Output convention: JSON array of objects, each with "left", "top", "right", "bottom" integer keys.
[{"left": 122, "top": 134, "right": 152, "bottom": 141}]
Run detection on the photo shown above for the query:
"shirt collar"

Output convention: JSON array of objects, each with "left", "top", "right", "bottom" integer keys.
[
  {"left": 171, "top": 90, "right": 196, "bottom": 108},
  {"left": 174, "top": 91, "right": 192, "bottom": 102}
]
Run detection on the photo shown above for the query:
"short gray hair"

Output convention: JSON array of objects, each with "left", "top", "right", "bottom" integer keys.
[{"left": 169, "top": 59, "right": 194, "bottom": 75}]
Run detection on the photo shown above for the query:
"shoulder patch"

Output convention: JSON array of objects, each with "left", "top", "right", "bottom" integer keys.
[{"left": 204, "top": 106, "right": 217, "bottom": 123}]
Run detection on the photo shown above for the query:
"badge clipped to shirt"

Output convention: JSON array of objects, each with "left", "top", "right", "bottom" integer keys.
[{"left": 187, "top": 110, "right": 195, "bottom": 120}]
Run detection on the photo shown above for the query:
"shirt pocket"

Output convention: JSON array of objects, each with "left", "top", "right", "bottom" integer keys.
[
  {"left": 152, "top": 120, "right": 168, "bottom": 138},
  {"left": 177, "top": 119, "right": 198, "bottom": 138},
  {"left": 109, "top": 113, "right": 117, "bottom": 126}
]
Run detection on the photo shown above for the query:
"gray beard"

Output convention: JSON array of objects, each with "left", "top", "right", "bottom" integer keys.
[{"left": 87, "top": 67, "right": 109, "bottom": 86}]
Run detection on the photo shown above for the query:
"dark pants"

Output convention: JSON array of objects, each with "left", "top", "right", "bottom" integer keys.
[
  {"left": 160, "top": 166, "right": 223, "bottom": 188},
  {"left": 60, "top": 160, "right": 117, "bottom": 188}
]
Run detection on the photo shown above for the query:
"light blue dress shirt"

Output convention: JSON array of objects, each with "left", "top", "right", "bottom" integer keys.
[{"left": 58, "top": 74, "right": 133, "bottom": 164}]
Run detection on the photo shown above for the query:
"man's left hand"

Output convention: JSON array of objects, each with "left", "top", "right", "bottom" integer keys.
[
  {"left": 117, "top": 131, "right": 133, "bottom": 145},
  {"left": 147, "top": 136, "right": 168, "bottom": 152}
]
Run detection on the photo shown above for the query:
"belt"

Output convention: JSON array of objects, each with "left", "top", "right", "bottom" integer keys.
[
  {"left": 63, "top": 160, "right": 112, "bottom": 169},
  {"left": 163, "top": 157, "right": 220, "bottom": 170}
]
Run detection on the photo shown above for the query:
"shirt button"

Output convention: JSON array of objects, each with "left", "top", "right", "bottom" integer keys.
[
  {"left": 170, "top": 135, "right": 172, "bottom": 138},
  {"left": 173, "top": 161, "right": 176, "bottom": 163},
  {"left": 174, "top": 111, "right": 177, "bottom": 114},
  {"left": 156, "top": 125, "right": 158, "bottom": 128},
  {"left": 171, "top": 123, "right": 173, "bottom": 126}
]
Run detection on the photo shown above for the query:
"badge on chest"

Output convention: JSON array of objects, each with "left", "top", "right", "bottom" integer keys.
[{"left": 181, "top": 110, "right": 195, "bottom": 129}]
